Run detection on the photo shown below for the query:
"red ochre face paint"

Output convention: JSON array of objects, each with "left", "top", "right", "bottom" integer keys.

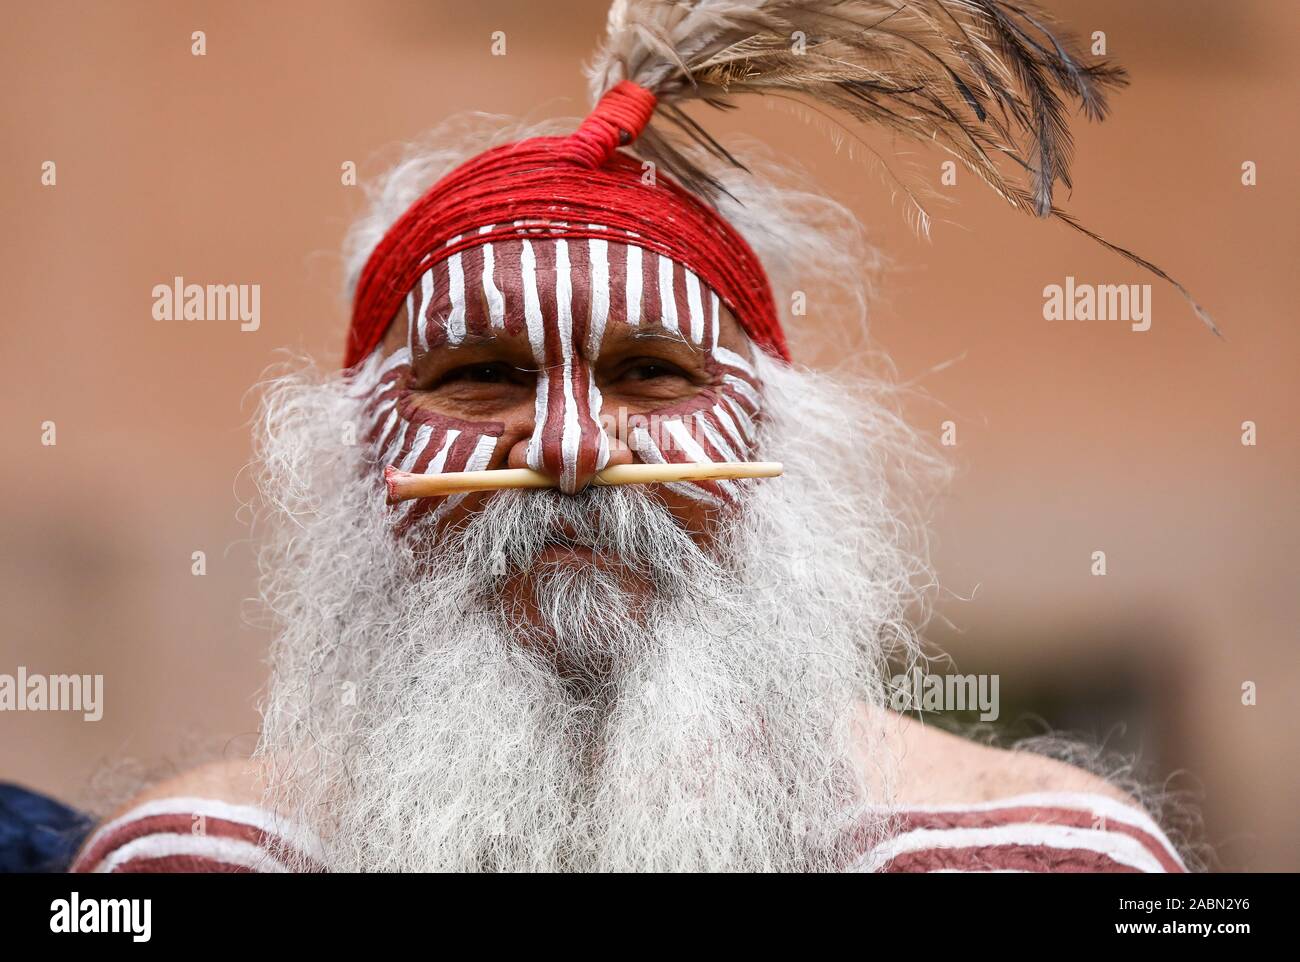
[{"left": 349, "top": 223, "right": 765, "bottom": 527}]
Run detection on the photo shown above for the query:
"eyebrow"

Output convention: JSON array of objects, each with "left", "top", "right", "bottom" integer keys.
[
  {"left": 447, "top": 330, "right": 507, "bottom": 348},
  {"left": 426, "top": 319, "right": 704, "bottom": 363},
  {"left": 615, "top": 326, "right": 707, "bottom": 359},
  {"left": 627, "top": 327, "right": 688, "bottom": 345}
]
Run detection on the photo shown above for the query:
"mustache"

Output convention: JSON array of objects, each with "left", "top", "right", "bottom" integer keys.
[{"left": 443, "top": 484, "right": 712, "bottom": 580}]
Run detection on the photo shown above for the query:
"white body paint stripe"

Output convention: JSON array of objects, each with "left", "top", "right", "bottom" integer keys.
[
  {"left": 711, "top": 403, "right": 747, "bottom": 454},
  {"left": 629, "top": 426, "right": 720, "bottom": 506},
  {"left": 406, "top": 288, "right": 419, "bottom": 355},
  {"left": 723, "top": 395, "right": 757, "bottom": 442},
  {"left": 351, "top": 346, "right": 410, "bottom": 398},
  {"left": 658, "top": 255, "right": 678, "bottom": 334},
  {"left": 75, "top": 796, "right": 324, "bottom": 869},
  {"left": 587, "top": 235, "right": 609, "bottom": 356},
  {"left": 521, "top": 239, "right": 548, "bottom": 469},
  {"left": 709, "top": 291, "right": 720, "bottom": 351},
  {"left": 663, "top": 419, "right": 738, "bottom": 499},
  {"left": 713, "top": 345, "right": 756, "bottom": 378},
  {"left": 382, "top": 422, "right": 411, "bottom": 466},
  {"left": 894, "top": 792, "right": 1184, "bottom": 867},
  {"left": 589, "top": 381, "right": 610, "bottom": 471},
  {"left": 479, "top": 224, "right": 505, "bottom": 329},
  {"left": 417, "top": 270, "right": 434, "bottom": 354},
  {"left": 397, "top": 424, "right": 433, "bottom": 472},
  {"left": 851, "top": 822, "right": 1168, "bottom": 874},
  {"left": 436, "top": 434, "right": 495, "bottom": 518},
  {"left": 556, "top": 239, "right": 581, "bottom": 492},
  {"left": 684, "top": 269, "right": 704, "bottom": 344},
  {"left": 626, "top": 244, "right": 642, "bottom": 326},
  {"left": 400, "top": 429, "right": 463, "bottom": 521},
  {"left": 97, "top": 833, "right": 290, "bottom": 873},
  {"left": 377, "top": 345, "right": 411, "bottom": 377},
  {"left": 425, "top": 429, "right": 460, "bottom": 474},
  {"left": 446, "top": 234, "right": 466, "bottom": 344},
  {"left": 587, "top": 230, "right": 611, "bottom": 473},
  {"left": 375, "top": 408, "right": 399, "bottom": 451},
  {"left": 724, "top": 374, "right": 763, "bottom": 410},
  {"left": 695, "top": 411, "right": 740, "bottom": 463}
]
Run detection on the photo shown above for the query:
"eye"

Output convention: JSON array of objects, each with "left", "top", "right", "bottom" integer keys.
[
  {"left": 434, "top": 362, "right": 521, "bottom": 386},
  {"left": 619, "top": 357, "right": 690, "bottom": 382}
]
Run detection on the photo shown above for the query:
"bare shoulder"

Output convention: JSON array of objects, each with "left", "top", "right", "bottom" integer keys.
[
  {"left": 855, "top": 704, "right": 1139, "bottom": 809},
  {"left": 72, "top": 757, "right": 290, "bottom": 873},
  {"left": 98, "top": 757, "right": 271, "bottom": 825}
]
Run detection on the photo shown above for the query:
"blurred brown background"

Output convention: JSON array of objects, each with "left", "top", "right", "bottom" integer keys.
[{"left": 1, "top": 1, "right": 1295, "bottom": 870}]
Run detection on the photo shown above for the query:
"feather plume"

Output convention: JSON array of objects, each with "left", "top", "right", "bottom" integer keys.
[{"left": 586, "top": 0, "right": 1217, "bottom": 334}]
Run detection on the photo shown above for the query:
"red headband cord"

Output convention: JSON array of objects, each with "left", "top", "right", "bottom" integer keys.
[{"left": 346, "top": 81, "right": 788, "bottom": 368}]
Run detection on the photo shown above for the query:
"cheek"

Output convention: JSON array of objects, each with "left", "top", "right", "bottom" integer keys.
[
  {"left": 618, "top": 347, "right": 764, "bottom": 508},
  {"left": 359, "top": 349, "right": 504, "bottom": 532}
]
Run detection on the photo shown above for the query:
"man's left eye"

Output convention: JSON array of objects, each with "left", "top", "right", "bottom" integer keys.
[
  {"left": 621, "top": 358, "right": 689, "bottom": 381},
  {"left": 439, "top": 362, "right": 515, "bottom": 385}
]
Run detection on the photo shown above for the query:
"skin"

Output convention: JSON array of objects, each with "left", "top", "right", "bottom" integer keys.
[
  {"left": 379, "top": 292, "right": 757, "bottom": 638},
  {"left": 93, "top": 708, "right": 1138, "bottom": 837},
  {"left": 84, "top": 284, "right": 1143, "bottom": 851},
  {"left": 378, "top": 298, "right": 759, "bottom": 542}
]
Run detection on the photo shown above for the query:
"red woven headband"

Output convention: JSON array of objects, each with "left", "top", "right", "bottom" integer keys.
[{"left": 346, "top": 81, "right": 787, "bottom": 368}]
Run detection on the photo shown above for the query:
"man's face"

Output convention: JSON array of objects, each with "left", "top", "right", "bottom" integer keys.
[
  {"left": 364, "top": 233, "right": 764, "bottom": 554},
  {"left": 257, "top": 237, "right": 923, "bottom": 868}
]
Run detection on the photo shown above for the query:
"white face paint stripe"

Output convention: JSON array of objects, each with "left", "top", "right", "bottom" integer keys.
[
  {"left": 555, "top": 239, "right": 582, "bottom": 492},
  {"left": 381, "top": 421, "right": 410, "bottom": 466},
  {"left": 528, "top": 373, "right": 549, "bottom": 470},
  {"left": 375, "top": 408, "right": 399, "bottom": 452},
  {"left": 713, "top": 345, "right": 756, "bottom": 378},
  {"left": 406, "top": 288, "right": 418, "bottom": 355},
  {"left": 396, "top": 429, "right": 460, "bottom": 520},
  {"left": 361, "top": 346, "right": 411, "bottom": 397},
  {"left": 664, "top": 418, "right": 740, "bottom": 499},
  {"left": 724, "top": 374, "right": 763, "bottom": 410},
  {"left": 588, "top": 379, "right": 611, "bottom": 470},
  {"left": 397, "top": 424, "right": 434, "bottom": 472},
  {"left": 376, "top": 411, "right": 403, "bottom": 461},
  {"left": 711, "top": 402, "right": 747, "bottom": 454},
  {"left": 434, "top": 434, "right": 495, "bottom": 519},
  {"left": 629, "top": 426, "right": 720, "bottom": 506},
  {"left": 658, "top": 255, "right": 678, "bottom": 334},
  {"left": 446, "top": 235, "right": 466, "bottom": 345},
  {"left": 387, "top": 345, "right": 412, "bottom": 369},
  {"left": 417, "top": 270, "right": 434, "bottom": 354},
  {"left": 346, "top": 351, "right": 383, "bottom": 397},
  {"left": 626, "top": 244, "right": 642, "bottom": 326},
  {"left": 468, "top": 433, "right": 496, "bottom": 469},
  {"left": 587, "top": 236, "right": 609, "bottom": 356},
  {"left": 521, "top": 239, "right": 549, "bottom": 469},
  {"left": 723, "top": 394, "right": 757, "bottom": 442},
  {"left": 520, "top": 239, "right": 546, "bottom": 357},
  {"left": 479, "top": 225, "right": 505, "bottom": 329},
  {"left": 684, "top": 269, "right": 704, "bottom": 344},
  {"left": 583, "top": 235, "right": 612, "bottom": 472},
  {"left": 709, "top": 291, "right": 720, "bottom": 352},
  {"left": 696, "top": 411, "right": 740, "bottom": 463},
  {"left": 663, "top": 418, "right": 712, "bottom": 464},
  {"left": 426, "top": 429, "right": 461, "bottom": 474}
]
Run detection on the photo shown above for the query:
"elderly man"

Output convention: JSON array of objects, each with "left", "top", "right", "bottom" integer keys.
[{"left": 70, "top": 0, "right": 1191, "bottom": 873}]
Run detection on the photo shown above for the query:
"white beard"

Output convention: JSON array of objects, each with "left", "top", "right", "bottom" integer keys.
[{"left": 253, "top": 353, "right": 933, "bottom": 871}]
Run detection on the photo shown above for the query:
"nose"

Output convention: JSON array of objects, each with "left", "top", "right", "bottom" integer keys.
[{"left": 506, "top": 364, "right": 632, "bottom": 493}]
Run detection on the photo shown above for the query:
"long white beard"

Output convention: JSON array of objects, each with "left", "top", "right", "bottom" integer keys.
[{"left": 253, "top": 354, "right": 932, "bottom": 872}]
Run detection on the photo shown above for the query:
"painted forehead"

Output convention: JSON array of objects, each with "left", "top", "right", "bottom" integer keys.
[
  {"left": 364, "top": 226, "right": 764, "bottom": 513},
  {"left": 404, "top": 229, "right": 749, "bottom": 359}
]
